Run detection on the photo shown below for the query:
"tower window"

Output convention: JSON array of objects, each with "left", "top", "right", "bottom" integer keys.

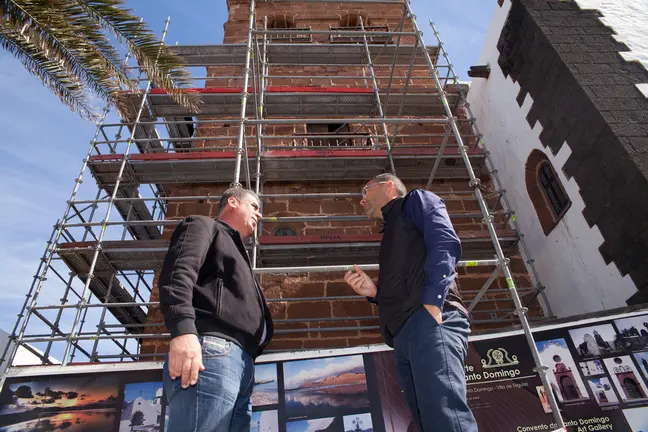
[
  {"left": 525, "top": 150, "right": 571, "bottom": 235},
  {"left": 538, "top": 161, "right": 570, "bottom": 217},
  {"left": 305, "top": 123, "right": 357, "bottom": 147},
  {"left": 266, "top": 15, "right": 312, "bottom": 43},
  {"left": 329, "top": 14, "right": 391, "bottom": 44}
]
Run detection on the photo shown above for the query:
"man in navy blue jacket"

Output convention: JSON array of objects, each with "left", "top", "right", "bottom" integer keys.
[{"left": 344, "top": 173, "right": 477, "bottom": 432}]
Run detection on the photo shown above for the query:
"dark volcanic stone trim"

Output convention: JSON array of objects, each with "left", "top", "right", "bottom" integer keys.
[{"left": 496, "top": 0, "right": 648, "bottom": 303}]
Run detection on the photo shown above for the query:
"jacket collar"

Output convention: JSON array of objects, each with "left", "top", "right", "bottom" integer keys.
[
  {"left": 380, "top": 197, "right": 403, "bottom": 233},
  {"left": 381, "top": 197, "right": 402, "bottom": 220},
  {"left": 216, "top": 219, "right": 238, "bottom": 236},
  {"left": 217, "top": 219, "right": 254, "bottom": 266}
]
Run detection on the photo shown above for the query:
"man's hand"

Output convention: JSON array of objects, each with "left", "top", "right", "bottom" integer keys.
[
  {"left": 344, "top": 265, "right": 378, "bottom": 298},
  {"left": 423, "top": 304, "right": 443, "bottom": 325},
  {"left": 168, "top": 334, "right": 205, "bottom": 388}
]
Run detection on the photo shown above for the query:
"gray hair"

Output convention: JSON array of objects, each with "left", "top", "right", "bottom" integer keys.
[
  {"left": 372, "top": 173, "right": 407, "bottom": 197},
  {"left": 218, "top": 188, "right": 259, "bottom": 214}
]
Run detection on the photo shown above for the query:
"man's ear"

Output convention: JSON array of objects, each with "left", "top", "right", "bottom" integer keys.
[{"left": 227, "top": 196, "right": 239, "bottom": 209}]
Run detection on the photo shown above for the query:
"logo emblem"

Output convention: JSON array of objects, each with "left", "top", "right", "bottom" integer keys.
[{"left": 481, "top": 348, "right": 519, "bottom": 369}]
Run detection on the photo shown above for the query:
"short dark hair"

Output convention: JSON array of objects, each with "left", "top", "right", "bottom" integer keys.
[
  {"left": 218, "top": 188, "right": 259, "bottom": 214},
  {"left": 372, "top": 173, "right": 407, "bottom": 197}
]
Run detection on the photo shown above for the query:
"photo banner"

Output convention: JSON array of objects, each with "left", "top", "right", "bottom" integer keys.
[{"left": 1, "top": 310, "right": 647, "bottom": 431}]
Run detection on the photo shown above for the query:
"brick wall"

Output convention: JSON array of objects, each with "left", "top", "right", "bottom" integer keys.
[
  {"left": 140, "top": 0, "right": 542, "bottom": 358},
  {"left": 497, "top": 0, "right": 648, "bottom": 304}
]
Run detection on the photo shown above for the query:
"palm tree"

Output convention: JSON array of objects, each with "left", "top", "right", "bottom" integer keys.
[{"left": 0, "top": 0, "right": 199, "bottom": 120}]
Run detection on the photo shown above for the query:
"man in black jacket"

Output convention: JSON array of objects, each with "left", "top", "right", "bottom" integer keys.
[
  {"left": 344, "top": 174, "right": 477, "bottom": 432},
  {"left": 159, "top": 188, "right": 273, "bottom": 432}
]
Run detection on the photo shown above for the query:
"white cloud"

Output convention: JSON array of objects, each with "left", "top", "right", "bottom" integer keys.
[
  {"left": 306, "top": 418, "right": 335, "bottom": 430},
  {"left": 285, "top": 355, "right": 364, "bottom": 389}
]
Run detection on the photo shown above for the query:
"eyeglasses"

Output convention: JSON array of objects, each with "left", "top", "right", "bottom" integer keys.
[{"left": 361, "top": 181, "right": 387, "bottom": 198}]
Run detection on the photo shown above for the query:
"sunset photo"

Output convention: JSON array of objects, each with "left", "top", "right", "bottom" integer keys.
[{"left": 0, "top": 375, "right": 119, "bottom": 431}]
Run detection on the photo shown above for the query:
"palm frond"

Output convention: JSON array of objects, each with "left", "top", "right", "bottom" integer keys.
[
  {"left": 1, "top": 0, "right": 199, "bottom": 120},
  {"left": 74, "top": 0, "right": 201, "bottom": 112},
  {"left": 3, "top": 0, "right": 133, "bottom": 111},
  {"left": 0, "top": 28, "right": 97, "bottom": 120}
]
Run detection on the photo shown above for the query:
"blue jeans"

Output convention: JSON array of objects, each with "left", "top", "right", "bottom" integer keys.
[
  {"left": 163, "top": 335, "right": 255, "bottom": 432},
  {"left": 393, "top": 307, "right": 478, "bottom": 432}
]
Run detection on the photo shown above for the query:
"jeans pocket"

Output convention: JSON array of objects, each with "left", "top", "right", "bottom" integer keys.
[
  {"left": 420, "top": 306, "right": 442, "bottom": 327},
  {"left": 202, "top": 336, "right": 232, "bottom": 357},
  {"left": 163, "top": 362, "right": 181, "bottom": 401}
]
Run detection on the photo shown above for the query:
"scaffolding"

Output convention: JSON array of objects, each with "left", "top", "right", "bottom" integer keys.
[{"left": 0, "top": 0, "right": 563, "bottom": 427}]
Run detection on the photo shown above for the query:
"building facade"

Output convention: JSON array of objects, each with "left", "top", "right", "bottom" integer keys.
[{"left": 468, "top": 0, "right": 648, "bottom": 317}]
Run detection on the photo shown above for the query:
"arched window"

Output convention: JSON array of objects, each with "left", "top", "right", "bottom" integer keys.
[
  {"left": 525, "top": 150, "right": 571, "bottom": 235},
  {"left": 329, "top": 13, "right": 391, "bottom": 44},
  {"left": 538, "top": 161, "right": 570, "bottom": 217},
  {"left": 266, "top": 15, "right": 311, "bottom": 43},
  {"left": 267, "top": 15, "right": 296, "bottom": 29},
  {"left": 623, "top": 378, "right": 643, "bottom": 399}
]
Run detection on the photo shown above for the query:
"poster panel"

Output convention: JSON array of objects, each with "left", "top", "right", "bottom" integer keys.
[{"left": 1, "top": 311, "right": 647, "bottom": 431}]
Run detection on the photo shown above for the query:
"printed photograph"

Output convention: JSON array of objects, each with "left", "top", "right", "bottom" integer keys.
[
  {"left": 119, "top": 381, "right": 164, "bottom": 432},
  {"left": 0, "top": 375, "right": 119, "bottom": 431},
  {"left": 603, "top": 356, "right": 648, "bottom": 402},
  {"left": 535, "top": 386, "right": 552, "bottom": 414},
  {"left": 586, "top": 377, "right": 619, "bottom": 407},
  {"left": 579, "top": 359, "right": 605, "bottom": 377},
  {"left": 615, "top": 315, "right": 648, "bottom": 352},
  {"left": 252, "top": 363, "right": 279, "bottom": 407},
  {"left": 535, "top": 338, "right": 589, "bottom": 402},
  {"left": 283, "top": 354, "right": 369, "bottom": 420},
  {"left": 251, "top": 410, "right": 279, "bottom": 432},
  {"left": 568, "top": 324, "right": 623, "bottom": 359},
  {"left": 622, "top": 406, "right": 648, "bottom": 432},
  {"left": 344, "top": 413, "right": 374, "bottom": 432},
  {"left": 286, "top": 417, "right": 341, "bottom": 432},
  {"left": 633, "top": 351, "right": 648, "bottom": 381}
]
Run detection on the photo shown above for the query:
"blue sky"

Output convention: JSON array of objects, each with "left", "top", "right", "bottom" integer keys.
[
  {"left": 0, "top": 1, "right": 497, "bottom": 354},
  {"left": 255, "top": 362, "right": 278, "bottom": 382},
  {"left": 251, "top": 410, "right": 279, "bottom": 431},
  {"left": 124, "top": 381, "right": 163, "bottom": 403},
  {"left": 535, "top": 338, "right": 568, "bottom": 353}
]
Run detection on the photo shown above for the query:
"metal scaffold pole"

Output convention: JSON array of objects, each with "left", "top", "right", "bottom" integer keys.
[
  {"left": 251, "top": 15, "right": 269, "bottom": 269},
  {"left": 0, "top": 105, "right": 111, "bottom": 380},
  {"left": 0, "top": 0, "right": 570, "bottom": 378},
  {"left": 428, "top": 20, "right": 552, "bottom": 317},
  {"left": 232, "top": 0, "right": 257, "bottom": 189},
  {"left": 358, "top": 16, "right": 396, "bottom": 174},
  {"left": 404, "top": 4, "right": 565, "bottom": 428},
  {"left": 59, "top": 17, "right": 172, "bottom": 366}
]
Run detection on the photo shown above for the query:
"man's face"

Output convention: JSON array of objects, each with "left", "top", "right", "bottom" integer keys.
[
  {"left": 360, "top": 180, "right": 388, "bottom": 219},
  {"left": 229, "top": 194, "right": 262, "bottom": 238}
]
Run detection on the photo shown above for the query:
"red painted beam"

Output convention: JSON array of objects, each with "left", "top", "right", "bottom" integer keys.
[
  {"left": 89, "top": 151, "right": 256, "bottom": 162},
  {"left": 141, "top": 86, "right": 375, "bottom": 95},
  {"left": 258, "top": 234, "right": 382, "bottom": 245},
  {"left": 263, "top": 149, "right": 386, "bottom": 158}
]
